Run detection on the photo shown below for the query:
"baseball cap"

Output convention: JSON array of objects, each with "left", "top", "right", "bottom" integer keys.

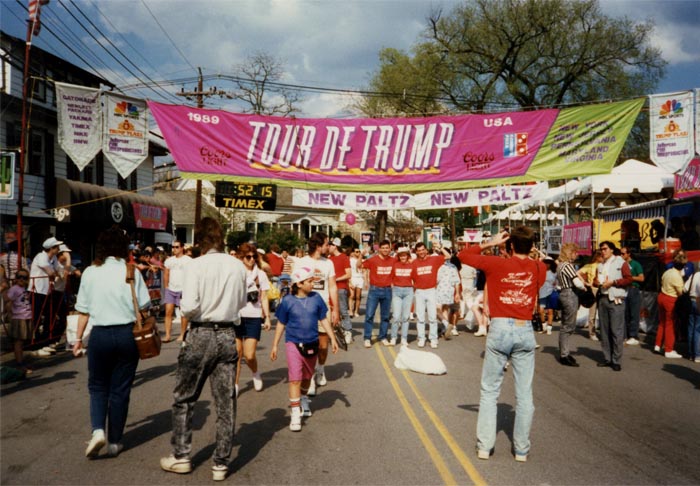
[
  {"left": 396, "top": 246, "right": 410, "bottom": 254},
  {"left": 330, "top": 237, "right": 342, "bottom": 247},
  {"left": 291, "top": 266, "right": 314, "bottom": 284},
  {"left": 58, "top": 244, "right": 72, "bottom": 253},
  {"left": 42, "top": 237, "right": 63, "bottom": 249}
]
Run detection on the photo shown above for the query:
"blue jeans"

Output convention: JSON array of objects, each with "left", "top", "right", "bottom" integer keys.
[
  {"left": 363, "top": 286, "right": 392, "bottom": 340},
  {"left": 338, "top": 288, "right": 352, "bottom": 332},
  {"left": 476, "top": 317, "right": 536, "bottom": 457},
  {"left": 87, "top": 324, "right": 139, "bottom": 444},
  {"left": 624, "top": 287, "right": 641, "bottom": 339},
  {"left": 390, "top": 286, "right": 414, "bottom": 341},
  {"left": 414, "top": 288, "right": 438, "bottom": 341},
  {"left": 689, "top": 301, "right": 700, "bottom": 360}
]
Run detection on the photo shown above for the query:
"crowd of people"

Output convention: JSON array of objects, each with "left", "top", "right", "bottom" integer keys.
[{"left": 2, "top": 219, "right": 699, "bottom": 474}]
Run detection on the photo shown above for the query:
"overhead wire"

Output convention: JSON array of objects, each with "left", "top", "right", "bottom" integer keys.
[{"left": 139, "top": 0, "right": 196, "bottom": 72}]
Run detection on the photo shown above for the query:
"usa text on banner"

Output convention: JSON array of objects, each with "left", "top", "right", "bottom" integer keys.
[
  {"left": 149, "top": 99, "right": 643, "bottom": 192},
  {"left": 649, "top": 91, "right": 694, "bottom": 174},
  {"left": 55, "top": 82, "right": 102, "bottom": 170},
  {"left": 103, "top": 93, "right": 149, "bottom": 179}
]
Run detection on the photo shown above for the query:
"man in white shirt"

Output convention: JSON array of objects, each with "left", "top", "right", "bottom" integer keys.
[
  {"left": 30, "top": 236, "right": 63, "bottom": 344},
  {"left": 160, "top": 218, "right": 247, "bottom": 482},
  {"left": 293, "top": 232, "right": 339, "bottom": 395},
  {"left": 163, "top": 240, "right": 192, "bottom": 342}
]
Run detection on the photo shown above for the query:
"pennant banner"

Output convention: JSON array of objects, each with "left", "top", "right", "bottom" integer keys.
[
  {"left": 103, "top": 93, "right": 149, "bottom": 179},
  {"left": 149, "top": 98, "right": 643, "bottom": 192},
  {"left": 649, "top": 90, "right": 694, "bottom": 174},
  {"left": 55, "top": 82, "right": 102, "bottom": 170},
  {"left": 292, "top": 182, "right": 547, "bottom": 210},
  {"left": 674, "top": 158, "right": 700, "bottom": 199}
]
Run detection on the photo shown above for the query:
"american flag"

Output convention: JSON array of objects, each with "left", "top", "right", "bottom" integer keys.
[{"left": 28, "top": 0, "right": 49, "bottom": 35}]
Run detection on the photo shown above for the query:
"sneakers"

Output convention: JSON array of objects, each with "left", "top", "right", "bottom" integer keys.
[
  {"left": 36, "top": 349, "right": 53, "bottom": 357},
  {"left": 85, "top": 429, "right": 106, "bottom": 458},
  {"left": 41, "top": 346, "right": 56, "bottom": 354},
  {"left": 477, "top": 449, "right": 490, "bottom": 460},
  {"left": 381, "top": 338, "right": 391, "bottom": 346},
  {"left": 417, "top": 338, "right": 426, "bottom": 348},
  {"left": 515, "top": 453, "right": 528, "bottom": 463},
  {"left": 654, "top": 345, "right": 661, "bottom": 353},
  {"left": 289, "top": 407, "right": 302, "bottom": 432},
  {"left": 625, "top": 338, "right": 639, "bottom": 345},
  {"left": 316, "top": 370, "right": 327, "bottom": 387},
  {"left": 106, "top": 443, "right": 123, "bottom": 457},
  {"left": 430, "top": 339, "right": 438, "bottom": 349},
  {"left": 694, "top": 358, "right": 700, "bottom": 363},
  {"left": 474, "top": 328, "right": 487, "bottom": 337},
  {"left": 400, "top": 338, "right": 409, "bottom": 347},
  {"left": 252, "top": 372, "right": 263, "bottom": 392},
  {"left": 307, "top": 377, "right": 317, "bottom": 397},
  {"left": 344, "top": 330, "right": 353, "bottom": 344},
  {"left": 300, "top": 395, "right": 312, "bottom": 417},
  {"left": 590, "top": 334, "right": 599, "bottom": 341},
  {"left": 665, "top": 350, "right": 682, "bottom": 359},
  {"left": 160, "top": 454, "right": 192, "bottom": 474},
  {"left": 212, "top": 464, "right": 228, "bottom": 481},
  {"left": 389, "top": 337, "right": 397, "bottom": 346},
  {"left": 546, "top": 325, "right": 552, "bottom": 335},
  {"left": 450, "top": 326, "right": 460, "bottom": 337},
  {"left": 364, "top": 339, "right": 372, "bottom": 348}
]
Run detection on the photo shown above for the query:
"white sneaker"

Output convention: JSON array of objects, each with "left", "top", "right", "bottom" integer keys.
[
  {"left": 665, "top": 350, "right": 682, "bottom": 359},
  {"left": 381, "top": 338, "right": 391, "bottom": 346},
  {"left": 364, "top": 339, "right": 372, "bottom": 348},
  {"left": 590, "top": 334, "right": 599, "bottom": 341},
  {"left": 289, "top": 407, "right": 302, "bottom": 431},
  {"left": 160, "top": 454, "right": 192, "bottom": 474},
  {"left": 430, "top": 339, "right": 438, "bottom": 349},
  {"left": 316, "top": 370, "right": 327, "bottom": 387},
  {"left": 212, "top": 464, "right": 228, "bottom": 481},
  {"left": 694, "top": 358, "right": 700, "bottom": 363},
  {"left": 85, "top": 429, "right": 105, "bottom": 458},
  {"left": 625, "top": 338, "right": 639, "bottom": 345},
  {"left": 252, "top": 372, "right": 263, "bottom": 392},
  {"left": 450, "top": 326, "right": 460, "bottom": 336},
  {"left": 41, "top": 346, "right": 56, "bottom": 354},
  {"left": 36, "top": 349, "right": 52, "bottom": 357},
  {"left": 344, "top": 330, "right": 353, "bottom": 344},
  {"left": 300, "top": 395, "right": 312, "bottom": 417},
  {"left": 400, "top": 338, "right": 409, "bottom": 347},
  {"left": 654, "top": 345, "right": 661, "bottom": 353},
  {"left": 307, "top": 377, "right": 317, "bottom": 397},
  {"left": 417, "top": 338, "right": 426, "bottom": 348},
  {"left": 477, "top": 449, "right": 490, "bottom": 460},
  {"left": 546, "top": 326, "right": 552, "bottom": 335},
  {"left": 474, "top": 328, "right": 487, "bottom": 337},
  {"left": 389, "top": 337, "right": 397, "bottom": 346}
]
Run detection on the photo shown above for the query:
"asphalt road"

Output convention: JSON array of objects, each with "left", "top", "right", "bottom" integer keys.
[{"left": 2, "top": 313, "right": 699, "bottom": 485}]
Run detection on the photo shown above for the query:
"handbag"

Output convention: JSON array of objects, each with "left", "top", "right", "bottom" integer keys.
[
  {"left": 576, "top": 287, "right": 596, "bottom": 309},
  {"left": 531, "top": 310, "right": 543, "bottom": 332},
  {"left": 333, "top": 324, "right": 348, "bottom": 351},
  {"left": 127, "top": 264, "right": 161, "bottom": 359}
]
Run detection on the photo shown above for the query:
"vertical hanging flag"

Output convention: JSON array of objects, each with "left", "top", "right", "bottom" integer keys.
[
  {"left": 28, "top": 0, "right": 49, "bottom": 36},
  {"left": 55, "top": 82, "right": 102, "bottom": 170},
  {"left": 103, "top": 92, "right": 149, "bottom": 178},
  {"left": 696, "top": 89, "right": 699, "bottom": 157},
  {"left": 649, "top": 90, "right": 694, "bottom": 174}
]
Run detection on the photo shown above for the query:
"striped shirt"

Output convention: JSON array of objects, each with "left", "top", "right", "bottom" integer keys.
[{"left": 556, "top": 262, "right": 578, "bottom": 290}]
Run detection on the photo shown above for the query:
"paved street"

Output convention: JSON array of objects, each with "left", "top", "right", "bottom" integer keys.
[{"left": 2, "top": 313, "right": 699, "bottom": 485}]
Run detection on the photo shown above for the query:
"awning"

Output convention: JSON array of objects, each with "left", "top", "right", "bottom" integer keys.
[
  {"left": 600, "top": 199, "right": 668, "bottom": 222},
  {"left": 55, "top": 178, "right": 172, "bottom": 232}
]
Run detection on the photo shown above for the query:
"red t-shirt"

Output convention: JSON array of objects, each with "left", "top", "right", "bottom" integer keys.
[
  {"left": 362, "top": 254, "right": 395, "bottom": 287},
  {"left": 458, "top": 245, "right": 546, "bottom": 320},
  {"left": 329, "top": 253, "right": 351, "bottom": 290},
  {"left": 392, "top": 260, "right": 414, "bottom": 287},
  {"left": 411, "top": 255, "right": 444, "bottom": 289},
  {"left": 267, "top": 252, "right": 284, "bottom": 277}
]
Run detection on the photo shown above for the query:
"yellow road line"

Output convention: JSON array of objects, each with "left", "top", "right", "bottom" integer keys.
[
  {"left": 386, "top": 346, "right": 488, "bottom": 486},
  {"left": 374, "top": 345, "right": 457, "bottom": 486}
]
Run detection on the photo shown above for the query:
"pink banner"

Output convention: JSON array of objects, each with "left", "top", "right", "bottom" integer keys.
[
  {"left": 132, "top": 203, "right": 168, "bottom": 230},
  {"left": 674, "top": 157, "right": 700, "bottom": 199},
  {"left": 563, "top": 221, "right": 593, "bottom": 256},
  {"left": 149, "top": 102, "right": 558, "bottom": 190}
]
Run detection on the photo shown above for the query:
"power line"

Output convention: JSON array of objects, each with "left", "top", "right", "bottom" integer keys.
[{"left": 140, "top": 0, "right": 196, "bottom": 72}]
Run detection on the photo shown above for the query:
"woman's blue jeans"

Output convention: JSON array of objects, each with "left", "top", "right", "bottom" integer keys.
[
  {"left": 689, "top": 301, "right": 700, "bottom": 360},
  {"left": 476, "top": 317, "right": 536, "bottom": 457},
  {"left": 390, "top": 286, "right": 414, "bottom": 341},
  {"left": 87, "top": 324, "right": 139, "bottom": 444}
]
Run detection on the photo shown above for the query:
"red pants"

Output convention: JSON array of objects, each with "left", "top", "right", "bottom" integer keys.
[{"left": 656, "top": 292, "right": 677, "bottom": 353}]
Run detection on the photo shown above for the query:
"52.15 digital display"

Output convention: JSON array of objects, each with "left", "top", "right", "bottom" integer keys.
[{"left": 215, "top": 182, "right": 276, "bottom": 199}]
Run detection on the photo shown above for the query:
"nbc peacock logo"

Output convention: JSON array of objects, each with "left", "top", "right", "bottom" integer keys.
[
  {"left": 114, "top": 101, "right": 141, "bottom": 119},
  {"left": 659, "top": 99, "right": 683, "bottom": 117}
]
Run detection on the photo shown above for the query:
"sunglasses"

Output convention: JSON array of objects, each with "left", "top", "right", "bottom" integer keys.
[
  {"left": 244, "top": 255, "right": 255, "bottom": 260},
  {"left": 173, "top": 245, "right": 181, "bottom": 249},
  {"left": 16, "top": 276, "right": 28, "bottom": 280}
]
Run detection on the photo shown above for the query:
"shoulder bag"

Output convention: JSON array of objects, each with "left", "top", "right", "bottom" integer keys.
[
  {"left": 127, "top": 264, "right": 161, "bottom": 359},
  {"left": 674, "top": 272, "right": 696, "bottom": 323}
]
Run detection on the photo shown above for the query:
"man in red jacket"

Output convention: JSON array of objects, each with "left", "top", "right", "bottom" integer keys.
[{"left": 458, "top": 226, "right": 545, "bottom": 464}]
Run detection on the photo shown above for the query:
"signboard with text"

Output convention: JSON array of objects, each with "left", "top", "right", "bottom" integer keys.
[
  {"left": 214, "top": 182, "right": 277, "bottom": 211},
  {"left": 1, "top": 152, "right": 15, "bottom": 199}
]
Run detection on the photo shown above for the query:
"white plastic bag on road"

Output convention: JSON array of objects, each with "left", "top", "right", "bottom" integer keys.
[{"left": 394, "top": 346, "right": 447, "bottom": 375}]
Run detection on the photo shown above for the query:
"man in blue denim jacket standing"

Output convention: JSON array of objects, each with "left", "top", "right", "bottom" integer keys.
[{"left": 458, "top": 226, "right": 545, "bottom": 463}]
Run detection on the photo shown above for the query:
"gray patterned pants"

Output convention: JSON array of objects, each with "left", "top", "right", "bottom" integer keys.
[{"left": 170, "top": 326, "right": 238, "bottom": 466}]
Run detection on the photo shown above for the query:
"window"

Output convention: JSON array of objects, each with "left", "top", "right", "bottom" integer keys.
[
  {"left": 29, "top": 60, "right": 46, "bottom": 102},
  {"left": 27, "top": 129, "right": 47, "bottom": 176},
  {"left": 117, "top": 174, "right": 127, "bottom": 190},
  {"left": 66, "top": 157, "right": 80, "bottom": 181},
  {"left": 95, "top": 154, "right": 104, "bottom": 186},
  {"left": 82, "top": 160, "right": 93, "bottom": 184}
]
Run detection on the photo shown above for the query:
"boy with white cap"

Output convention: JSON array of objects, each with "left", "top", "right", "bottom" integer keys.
[{"left": 30, "top": 236, "right": 63, "bottom": 345}]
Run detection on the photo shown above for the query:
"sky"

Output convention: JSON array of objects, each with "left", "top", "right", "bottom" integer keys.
[{"left": 1, "top": 0, "right": 699, "bottom": 118}]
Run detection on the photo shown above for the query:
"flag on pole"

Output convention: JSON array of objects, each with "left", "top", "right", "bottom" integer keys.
[{"left": 28, "top": 0, "right": 48, "bottom": 35}]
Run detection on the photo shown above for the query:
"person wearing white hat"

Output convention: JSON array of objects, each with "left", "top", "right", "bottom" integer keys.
[
  {"left": 270, "top": 265, "right": 339, "bottom": 431},
  {"left": 29, "top": 236, "right": 64, "bottom": 345}
]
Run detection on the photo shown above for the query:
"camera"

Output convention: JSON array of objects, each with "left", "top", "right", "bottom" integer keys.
[{"left": 246, "top": 290, "right": 260, "bottom": 303}]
